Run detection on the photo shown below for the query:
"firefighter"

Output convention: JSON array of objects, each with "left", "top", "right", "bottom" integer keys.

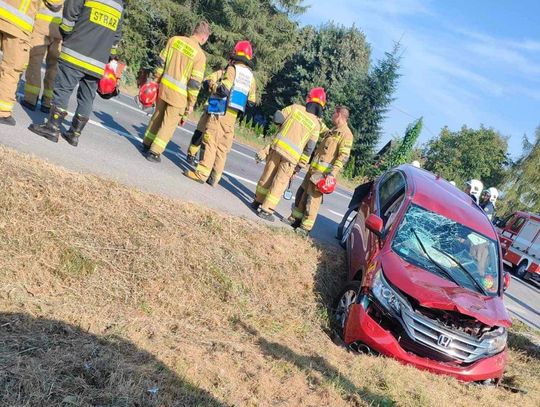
[
  {"left": 464, "top": 179, "right": 483, "bottom": 205},
  {"left": 184, "top": 41, "right": 256, "bottom": 186},
  {"left": 186, "top": 67, "right": 225, "bottom": 166},
  {"left": 480, "top": 187, "right": 498, "bottom": 221},
  {"left": 253, "top": 87, "right": 326, "bottom": 222},
  {"left": 0, "top": 0, "right": 62, "bottom": 125},
  {"left": 21, "top": 1, "right": 64, "bottom": 113},
  {"left": 29, "top": 0, "right": 125, "bottom": 146},
  {"left": 141, "top": 21, "right": 210, "bottom": 163},
  {"left": 284, "top": 106, "right": 353, "bottom": 236}
]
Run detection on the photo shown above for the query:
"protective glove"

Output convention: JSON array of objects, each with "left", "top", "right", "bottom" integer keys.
[
  {"left": 254, "top": 152, "right": 264, "bottom": 164},
  {"left": 255, "top": 145, "right": 270, "bottom": 164}
]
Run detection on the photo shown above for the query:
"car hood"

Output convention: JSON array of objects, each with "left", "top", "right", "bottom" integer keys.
[{"left": 381, "top": 251, "right": 512, "bottom": 328}]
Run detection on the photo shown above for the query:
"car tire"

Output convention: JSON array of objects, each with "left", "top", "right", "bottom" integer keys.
[
  {"left": 332, "top": 281, "right": 361, "bottom": 338},
  {"left": 336, "top": 208, "right": 358, "bottom": 249},
  {"left": 516, "top": 262, "right": 529, "bottom": 280}
]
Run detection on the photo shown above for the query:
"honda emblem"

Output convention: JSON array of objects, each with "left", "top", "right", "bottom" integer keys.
[{"left": 437, "top": 334, "right": 452, "bottom": 348}]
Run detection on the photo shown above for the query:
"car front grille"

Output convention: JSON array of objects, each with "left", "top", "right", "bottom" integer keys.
[{"left": 400, "top": 306, "right": 490, "bottom": 364}]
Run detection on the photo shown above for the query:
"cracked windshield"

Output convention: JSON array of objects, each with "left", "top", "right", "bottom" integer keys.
[{"left": 392, "top": 204, "right": 499, "bottom": 295}]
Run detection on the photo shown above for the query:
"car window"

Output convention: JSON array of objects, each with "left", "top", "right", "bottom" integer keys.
[
  {"left": 511, "top": 217, "right": 526, "bottom": 232},
  {"left": 392, "top": 204, "right": 500, "bottom": 296},
  {"left": 378, "top": 171, "right": 406, "bottom": 227}
]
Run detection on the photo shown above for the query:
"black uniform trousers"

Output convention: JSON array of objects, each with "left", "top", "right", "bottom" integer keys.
[{"left": 52, "top": 61, "right": 98, "bottom": 118}]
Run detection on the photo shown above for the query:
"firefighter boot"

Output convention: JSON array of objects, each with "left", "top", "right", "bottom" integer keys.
[
  {"left": 29, "top": 106, "right": 67, "bottom": 143},
  {"left": 21, "top": 100, "right": 37, "bottom": 111},
  {"left": 0, "top": 116, "right": 16, "bottom": 126},
  {"left": 206, "top": 170, "right": 220, "bottom": 187},
  {"left": 251, "top": 200, "right": 261, "bottom": 211},
  {"left": 187, "top": 129, "right": 204, "bottom": 165},
  {"left": 62, "top": 114, "right": 89, "bottom": 147},
  {"left": 40, "top": 97, "right": 51, "bottom": 114},
  {"left": 145, "top": 151, "right": 161, "bottom": 163},
  {"left": 257, "top": 210, "right": 275, "bottom": 222},
  {"left": 186, "top": 153, "right": 196, "bottom": 166},
  {"left": 183, "top": 169, "right": 205, "bottom": 184},
  {"left": 281, "top": 216, "right": 301, "bottom": 228}
]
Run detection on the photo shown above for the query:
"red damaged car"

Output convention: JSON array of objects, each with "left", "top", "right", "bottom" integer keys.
[{"left": 334, "top": 165, "right": 511, "bottom": 383}]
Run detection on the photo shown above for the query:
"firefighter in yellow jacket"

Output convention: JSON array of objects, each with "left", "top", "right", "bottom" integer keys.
[
  {"left": 184, "top": 41, "right": 256, "bottom": 186},
  {"left": 142, "top": 21, "right": 210, "bottom": 163},
  {"left": 253, "top": 87, "right": 326, "bottom": 222},
  {"left": 185, "top": 67, "right": 225, "bottom": 166},
  {"left": 0, "top": 0, "right": 62, "bottom": 125},
  {"left": 284, "top": 106, "right": 353, "bottom": 236},
  {"left": 21, "top": 1, "right": 63, "bottom": 113}
]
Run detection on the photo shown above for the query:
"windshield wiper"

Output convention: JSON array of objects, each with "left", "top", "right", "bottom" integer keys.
[
  {"left": 410, "top": 228, "right": 461, "bottom": 287},
  {"left": 427, "top": 245, "right": 489, "bottom": 296}
]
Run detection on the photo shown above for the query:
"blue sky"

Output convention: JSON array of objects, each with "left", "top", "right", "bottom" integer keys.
[{"left": 300, "top": 0, "right": 540, "bottom": 158}]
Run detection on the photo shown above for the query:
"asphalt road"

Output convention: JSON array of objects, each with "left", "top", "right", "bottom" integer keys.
[
  {"left": 1, "top": 88, "right": 352, "bottom": 246},
  {"left": 1, "top": 87, "right": 539, "bottom": 331},
  {"left": 504, "top": 273, "right": 540, "bottom": 330}
]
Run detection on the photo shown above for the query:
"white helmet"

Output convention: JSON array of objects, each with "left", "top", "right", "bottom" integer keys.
[
  {"left": 466, "top": 179, "right": 484, "bottom": 200},
  {"left": 485, "top": 187, "right": 499, "bottom": 203},
  {"left": 449, "top": 181, "right": 456, "bottom": 186},
  {"left": 411, "top": 160, "right": 421, "bottom": 168}
]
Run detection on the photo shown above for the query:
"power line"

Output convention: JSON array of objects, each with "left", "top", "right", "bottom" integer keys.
[{"left": 391, "top": 105, "right": 438, "bottom": 138}]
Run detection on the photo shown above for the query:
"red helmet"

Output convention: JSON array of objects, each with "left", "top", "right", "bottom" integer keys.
[
  {"left": 234, "top": 40, "right": 253, "bottom": 60},
  {"left": 317, "top": 175, "right": 337, "bottom": 194},
  {"left": 98, "top": 65, "right": 118, "bottom": 99},
  {"left": 139, "top": 81, "right": 158, "bottom": 108},
  {"left": 306, "top": 87, "right": 326, "bottom": 107}
]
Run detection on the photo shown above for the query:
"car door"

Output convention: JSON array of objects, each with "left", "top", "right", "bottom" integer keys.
[{"left": 348, "top": 171, "right": 406, "bottom": 281}]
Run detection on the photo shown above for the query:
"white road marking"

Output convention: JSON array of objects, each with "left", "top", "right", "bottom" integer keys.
[
  {"left": 19, "top": 91, "right": 351, "bottom": 200},
  {"left": 223, "top": 172, "right": 257, "bottom": 186},
  {"left": 334, "top": 190, "right": 352, "bottom": 199},
  {"left": 84, "top": 115, "right": 352, "bottom": 200},
  {"left": 230, "top": 148, "right": 256, "bottom": 160},
  {"left": 111, "top": 96, "right": 150, "bottom": 115},
  {"left": 63, "top": 113, "right": 259, "bottom": 188},
  {"left": 328, "top": 209, "right": 345, "bottom": 218}
]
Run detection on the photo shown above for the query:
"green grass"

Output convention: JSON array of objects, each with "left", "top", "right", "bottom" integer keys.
[{"left": 56, "top": 247, "right": 96, "bottom": 279}]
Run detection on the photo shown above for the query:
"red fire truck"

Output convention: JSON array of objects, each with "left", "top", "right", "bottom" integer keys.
[{"left": 497, "top": 211, "right": 540, "bottom": 281}]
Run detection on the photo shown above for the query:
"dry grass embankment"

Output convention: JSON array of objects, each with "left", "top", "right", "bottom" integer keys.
[{"left": 0, "top": 146, "right": 539, "bottom": 406}]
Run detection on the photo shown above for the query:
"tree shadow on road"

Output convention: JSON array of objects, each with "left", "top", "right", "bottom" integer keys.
[
  {"left": 93, "top": 110, "right": 147, "bottom": 153},
  {"left": 310, "top": 214, "right": 340, "bottom": 246},
  {"left": 0, "top": 312, "right": 229, "bottom": 406},
  {"left": 93, "top": 111, "right": 190, "bottom": 171},
  {"left": 220, "top": 173, "right": 255, "bottom": 207},
  {"left": 234, "top": 320, "right": 394, "bottom": 406}
]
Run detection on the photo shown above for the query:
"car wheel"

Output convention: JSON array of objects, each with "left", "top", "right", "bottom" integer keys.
[
  {"left": 516, "top": 262, "right": 529, "bottom": 280},
  {"left": 337, "top": 208, "right": 358, "bottom": 249},
  {"left": 332, "top": 281, "right": 361, "bottom": 338}
]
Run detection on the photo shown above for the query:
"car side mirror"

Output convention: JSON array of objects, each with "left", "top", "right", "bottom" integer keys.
[
  {"left": 366, "top": 214, "right": 384, "bottom": 237},
  {"left": 503, "top": 272, "right": 511, "bottom": 292}
]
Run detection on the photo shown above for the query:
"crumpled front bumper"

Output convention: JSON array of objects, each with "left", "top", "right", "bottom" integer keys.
[{"left": 344, "top": 304, "right": 507, "bottom": 382}]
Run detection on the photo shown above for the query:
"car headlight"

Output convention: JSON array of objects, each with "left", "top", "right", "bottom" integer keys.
[
  {"left": 483, "top": 327, "right": 507, "bottom": 355},
  {"left": 372, "top": 270, "right": 409, "bottom": 314}
]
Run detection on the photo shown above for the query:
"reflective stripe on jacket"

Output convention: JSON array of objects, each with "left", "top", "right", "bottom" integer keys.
[
  {"left": 271, "top": 104, "right": 321, "bottom": 165},
  {"left": 33, "top": 3, "right": 62, "bottom": 38},
  {"left": 157, "top": 35, "right": 206, "bottom": 109},
  {"left": 0, "top": 0, "right": 63, "bottom": 37},
  {"left": 0, "top": 0, "right": 36, "bottom": 37},
  {"left": 59, "top": 0, "right": 124, "bottom": 78},
  {"left": 311, "top": 123, "right": 353, "bottom": 176}
]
